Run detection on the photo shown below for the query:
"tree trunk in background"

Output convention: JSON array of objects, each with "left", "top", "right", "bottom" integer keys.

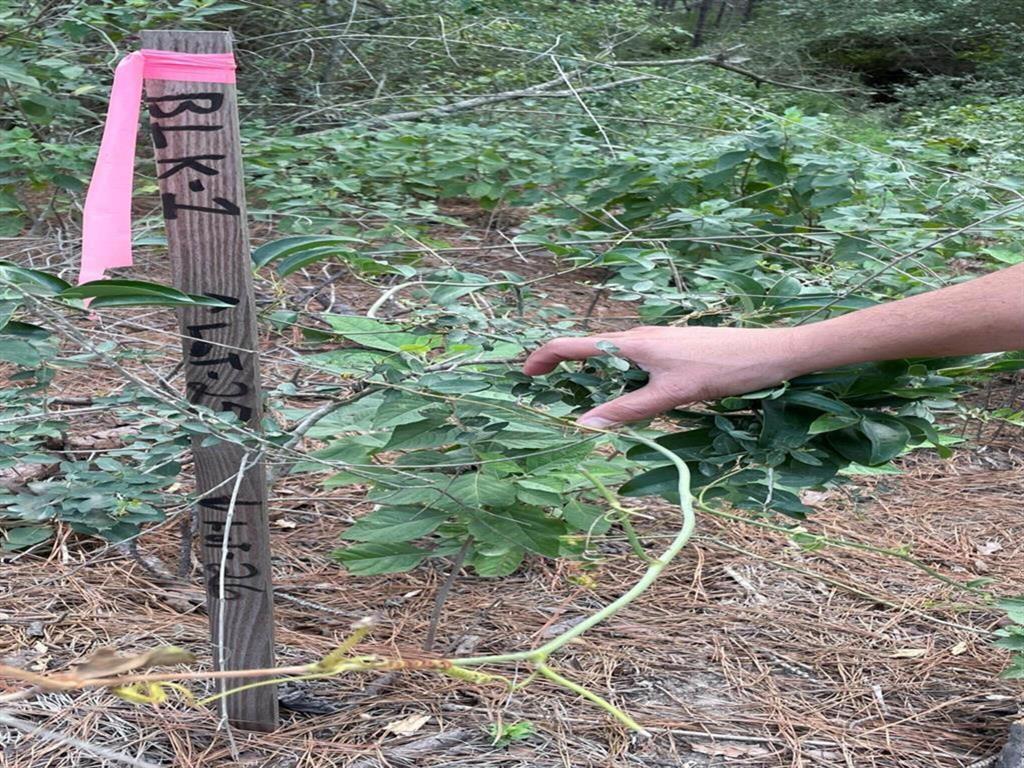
[
  {"left": 714, "top": 0, "right": 730, "bottom": 27},
  {"left": 692, "top": 0, "right": 713, "bottom": 47},
  {"left": 741, "top": 0, "right": 756, "bottom": 22}
]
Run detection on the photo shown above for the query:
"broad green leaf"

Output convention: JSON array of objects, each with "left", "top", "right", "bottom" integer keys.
[
  {"left": 626, "top": 428, "right": 712, "bottom": 462},
  {"left": 773, "top": 455, "right": 840, "bottom": 487},
  {"left": 515, "top": 477, "right": 564, "bottom": 507},
  {"left": 322, "top": 315, "right": 440, "bottom": 353},
  {"left": 562, "top": 500, "right": 610, "bottom": 535},
  {"left": 449, "top": 472, "right": 517, "bottom": 508},
  {"left": 304, "top": 348, "right": 394, "bottom": 376},
  {"left": 471, "top": 546, "right": 525, "bottom": 577},
  {"left": 465, "top": 506, "right": 564, "bottom": 558},
  {"left": 417, "top": 372, "right": 490, "bottom": 394},
  {"left": 1001, "top": 655, "right": 1024, "bottom": 679},
  {"left": 1, "top": 524, "right": 52, "bottom": 552},
  {"left": 758, "top": 400, "right": 818, "bottom": 450},
  {"left": 810, "top": 185, "right": 853, "bottom": 207},
  {"left": 342, "top": 507, "right": 448, "bottom": 543},
  {"left": 0, "top": 338, "right": 41, "bottom": 367},
  {"left": 0, "top": 299, "right": 17, "bottom": 330},
  {"left": 827, "top": 414, "right": 911, "bottom": 465},
  {"left": 383, "top": 417, "right": 454, "bottom": 450},
  {"left": 696, "top": 268, "right": 765, "bottom": 310},
  {"left": 993, "top": 634, "right": 1024, "bottom": 651},
  {"left": 999, "top": 597, "right": 1024, "bottom": 626},
  {"left": 783, "top": 390, "right": 857, "bottom": 415},
  {"left": 331, "top": 542, "right": 431, "bottom": 575},
  {"left": 0, "top": 59, "right": 40, "bottom": 87},
  {"left": 808, "top": 413, "right": 861, "bottom": 434}
]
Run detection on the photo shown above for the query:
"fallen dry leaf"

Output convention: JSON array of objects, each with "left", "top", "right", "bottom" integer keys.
[
  {"left": 384, "top": 713, "right": 431, "bottom": 736},
  {"left": 977, "top": 540, "right": 1004, "bottom": 556},
  {"left": 891, "top": 648, "right": 928, "bottom": 659},
  {"left": 950, "top": 640, "right": 969, "bottom": 656},
  {"left": 29, "top": 641, "right": 49, "bottom": 672},
  {"left": 690, "top": 742, "right": 772, "bottom": 758},
  {"left": 72, "top": 646, "right": 195, "bottom": 680}
]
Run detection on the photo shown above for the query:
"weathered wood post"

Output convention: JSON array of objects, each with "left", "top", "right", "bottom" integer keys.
[{"left": 140, "top": 29, "right": 278, "bottom": 731}]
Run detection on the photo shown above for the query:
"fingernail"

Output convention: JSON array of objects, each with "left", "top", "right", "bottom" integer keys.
[{"left": 577, "top": 415, "right": 616, "bottom": 429}]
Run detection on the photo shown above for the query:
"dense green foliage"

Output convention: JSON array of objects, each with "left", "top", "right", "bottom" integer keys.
[{"left": 2, "top": 0, "right": 1022, "bottom": 676}]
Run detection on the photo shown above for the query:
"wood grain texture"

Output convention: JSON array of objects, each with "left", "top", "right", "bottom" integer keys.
[{"left": 140, "top": 29, "right": 278, "bottom": 732}]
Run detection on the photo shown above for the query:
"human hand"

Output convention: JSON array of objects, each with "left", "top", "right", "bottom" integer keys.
[{"left": 522, "top": 326, "right": 809, "bottom": 428}]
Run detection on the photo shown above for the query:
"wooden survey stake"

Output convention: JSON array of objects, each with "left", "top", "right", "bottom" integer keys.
[{"left": 140, "top": 29, "right": 278, "bottom": 731}]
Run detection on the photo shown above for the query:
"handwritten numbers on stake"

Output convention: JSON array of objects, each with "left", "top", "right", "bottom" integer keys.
[{"left": 141, "top": 30, "right": 278, "bottom": 732}]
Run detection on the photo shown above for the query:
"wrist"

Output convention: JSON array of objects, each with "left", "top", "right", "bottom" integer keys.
[{"left": 777, "top": 322, "right": 839, "bottom": 379}]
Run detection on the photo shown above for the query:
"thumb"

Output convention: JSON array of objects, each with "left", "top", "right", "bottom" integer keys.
[{"left": 576, "top": 383, "right": 686, "bottom": 428}]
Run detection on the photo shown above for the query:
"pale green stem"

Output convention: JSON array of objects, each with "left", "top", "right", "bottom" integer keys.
[
  {"left": 453, "top": 427, "right": 695, "bottom": 667},
  {"left": 536, "top": 664, "right": 649, "bottom": 735},
  {"left": 580, "top": 466, "right": 654, "bottom": 563}
]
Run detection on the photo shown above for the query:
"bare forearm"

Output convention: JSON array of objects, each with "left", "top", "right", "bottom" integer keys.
[
  {"left": 524, "top": 265, "right": 1024, "bottom": 426},
  {"left": 788, "top": 265, "right": 1024, "bottom": 375}
]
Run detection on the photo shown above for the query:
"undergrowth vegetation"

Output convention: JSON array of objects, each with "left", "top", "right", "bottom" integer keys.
[{"left": 2, "top": 0, "right": 1023, "bottom": 728}]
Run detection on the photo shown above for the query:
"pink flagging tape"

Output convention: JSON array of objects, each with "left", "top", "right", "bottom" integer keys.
[{"left": 78, "top": 49, "right": 236, "bottom": 285}]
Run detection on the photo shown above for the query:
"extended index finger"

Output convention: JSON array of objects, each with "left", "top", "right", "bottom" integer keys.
[{"left": 522, "top": 335, "right": 621, "bottom": 375}]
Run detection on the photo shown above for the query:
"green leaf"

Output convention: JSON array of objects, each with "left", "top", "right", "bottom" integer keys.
[
  {"left": 276, "top": 246, "right": 358, "bottom": 277},
  {"left": 449, "top": 472, "right": 517, "bottom": 508},
  {"left": 1, "top": 524, "right": 52, "bottom": 552},
  {"left": 471, "top": 546, "right": 524, "bottom": 577},
  {"left": 0, "top": 338, "right": 41, "bottom": 367},
  {"left": 626, "top": 428, "right": 712, "bottom": 462},
  {"left": 808, "top": 412, "right": 861, "bottom": 434},
  {"left": 0, "top": 59, "right": 40, "bottom": 87},
  {"left": 756, "top": 158, "right": 788, "bottom": 185},
  {"left": 714, "top": 149, "right": 749, "bottom": 170},
  {"left": 304, "top": 348, "right": 394, "bottom": 376},
  {"left": 758, "top": 400, "right": 818, "bottom": 450},
  {"left": 773, "top": 455, "right": 840, "bottom": 487},
  {"left": 827, "top": 414, "right": 911, "bottom": 465},
  {"left": 810, "top": 185, "right": 852, "bottom": 208},
  {"left": 465, "top": 506, "right": 564, "bottom": 558},
  {"left": 993, "top": 635, "right": 1024, "bottom": 651},
  {"left": 0, "top": 299, "right": 18, "bottom": 330},
  {"left": 1001, "top": 654, "right": 1024, "bottom": 679},
  {"left": 342, "top": 507, "right": 448, "bottom": 543},
  {"left": 998, "top": 597, "right": 1024, "bottom": 625},
  {"left": 783, "top": 391, "right": 857, "bottom": 415},
  {"left": 563, "top": 500, "right": 610, "bottom": 534},
  {"left": 383, "top": 417, "right": 454, "bottom": 450},
  {"left": 417, "top": 372, "right": 491, "bottom": 394},
  {"left": 696, "top": 268, "right": 765, "bottom": 310},
  {"left": 60, "top": 280, "right": 233, "bottom": 308},
  {"left": 322, "top": 315, "right": 440, "bottom": 353},
  {"left": 0, "top": 262, "right": 70, "bottom": 293},
  {"left": 619, "top": 464, "right": 692, "bottom": 498},
  {"left": 252, "top": 235, "right": 365, "bottom": 269},
  {"left": 331, "top": 542, "right": 431, "bottom": 575},
  {"left": 515, "top": 478, "right": 563, "bottom": 507}
]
